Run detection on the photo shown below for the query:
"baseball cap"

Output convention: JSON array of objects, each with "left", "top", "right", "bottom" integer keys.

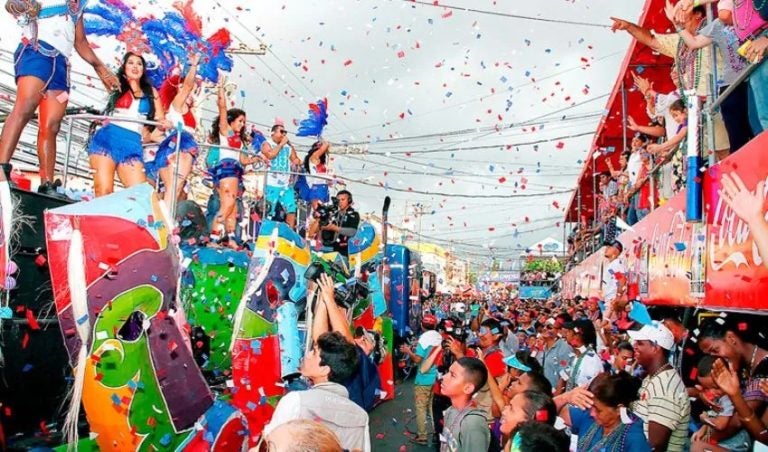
[
  {"left": 627, "top": 321, "right": 675, "bottom": 351},
  {"left": 503, "top": 354, "right": 532, "bottom": 372}
]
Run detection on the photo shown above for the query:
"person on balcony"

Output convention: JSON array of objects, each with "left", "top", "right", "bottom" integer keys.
[
  {"left": 669, "top": 0, "right": 753, "bottom": 154},
  {"left": 1, "top": 0, "right": 119, "bottom": 196},
  {"left": 611, "top": 5, "right": 732, "bottom": 160},
  {"left": 87, "top": 52, "right": 170, "bottom": 197}
]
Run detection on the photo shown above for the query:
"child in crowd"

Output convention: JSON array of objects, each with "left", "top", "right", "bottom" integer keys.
[
  {"left": 439, "top": 357, "right": 490, "bottom": 452},
  {"left": 648, "top": 99, "right": 688, "bottom": 194},
  {"left": 691, "top": 355, "right": 751, "bottom": 452}
]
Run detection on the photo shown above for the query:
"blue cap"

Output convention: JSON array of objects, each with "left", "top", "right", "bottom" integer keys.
[{"left": 502, "top": 355, "right": 532, "bottom": 372}]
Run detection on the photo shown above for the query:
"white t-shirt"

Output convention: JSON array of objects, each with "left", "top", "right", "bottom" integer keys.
[
  {"left": 21, "top": 0, "right": 78, "bottom": 57},
  {"left": 626, "top": 151, "right": 644, "bottom": 187},
  {"left": 602, "top": 257, "right": 626, "bottom": 303}
]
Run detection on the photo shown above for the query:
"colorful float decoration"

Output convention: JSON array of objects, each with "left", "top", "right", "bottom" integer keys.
[{"left": 44, "top": 184, "right": 246, "bottom": 450}]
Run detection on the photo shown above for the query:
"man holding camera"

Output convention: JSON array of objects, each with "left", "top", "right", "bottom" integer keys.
[
  {"left": 308, "top": 190, "right": 360, "bottom": 256},
  {"left": 312, "top": 273, "right": 381, "bottom": 412}
]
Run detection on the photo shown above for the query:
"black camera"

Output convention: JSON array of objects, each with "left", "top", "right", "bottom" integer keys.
[
  {"left": 304, "top": 260, "right": 369, "bottom": 310},
  {"left": 314, "top": 196, "right": 339, "bottom": 226}
]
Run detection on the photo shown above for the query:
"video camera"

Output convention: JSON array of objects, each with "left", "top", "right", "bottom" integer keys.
[
  {"left": 304, "top": 260, "right": 369, "bottom": 310},
  {"left": 314, "top": 196, "right": 339, "bottom": 227}
]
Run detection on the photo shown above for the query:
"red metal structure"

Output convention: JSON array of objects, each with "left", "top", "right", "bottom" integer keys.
[{"left": 565, "top": 0, "right": 675, "bottom": 223}]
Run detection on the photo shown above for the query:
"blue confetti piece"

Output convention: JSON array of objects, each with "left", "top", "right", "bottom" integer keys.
[
  {"left": 76, "top": 314, "right": 89, "bottom": 325},
  {"left": 246, "top": 401, "right": 257, "bottom": 411},
  {"left": 674, "top": 242, "right": 686, "bottom": 251},
  {"left": 22, "top": 363, "right": 33, "bottom": 372},
  {"left": 160, "top": 433, "right": 172, "bottom": 446},
  {"left": 111, "top": 393, "right": 121, "bottom": 405}
]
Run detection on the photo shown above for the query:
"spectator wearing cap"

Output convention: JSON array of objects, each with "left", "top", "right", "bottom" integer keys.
[
  {"left": 629, "top": 321, "right": 691, "bottom": 452},
  {"left": 536, "top": 316, "right": 574, "bottom": 389},
  {"left": 399, "top": 314, "right": 441, "bottom": 445},
  {"left": 602, "top": 240, "right": 628, "bottom": 324},
  {"left": 557, "top": 319, "right": 604, "bottom": 395}
]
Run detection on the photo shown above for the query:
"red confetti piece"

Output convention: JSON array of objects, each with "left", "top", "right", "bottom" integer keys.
[{"left": 25, "top": 309, "right": 40, "bottom": 330}]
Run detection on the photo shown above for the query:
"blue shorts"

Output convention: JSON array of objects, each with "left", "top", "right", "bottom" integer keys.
[
  {"left": 145, "top": 130, "right": 198, "bottom": 181},
  {"left": 265, "top": 185, "right": 297, "bottom": 214},
  {"left": 308, "top": 184, "right": 329, "bottom": 203},
  {"left": 209, "top": 159, "right": 244, "bottom": 187},
  {"left": 88, "top": 124, "right": 144, "bottom": 165},
  {"left": 14, "top": 41, "right": 70, "bottom": 92}
]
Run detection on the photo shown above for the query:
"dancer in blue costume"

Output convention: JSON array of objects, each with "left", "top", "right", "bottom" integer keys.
[
  {"left": 208, "top": 84, "right": 261, "bottom": 245},
  {"left": 0, "top": 0, "right": 119, "bottom": 195},
  {"left": 146, "top": 53, "right": 201, "bottom": 208},
  {"left": 87, "top": 52, "right": 171, "bottom": 197}
]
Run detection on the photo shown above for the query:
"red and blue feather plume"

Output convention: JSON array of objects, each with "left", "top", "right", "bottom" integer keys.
[
  {"left": 83, "top": 0, "right": 233, "bottom": 88},
  {"left": 295, "top": 98, "right": 329, "bottom": 138}
]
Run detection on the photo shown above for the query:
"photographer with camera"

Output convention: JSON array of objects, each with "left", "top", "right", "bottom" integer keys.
[
  {"left": 311, "top": 273, "right": 381, "bottom": 413},
  {"left": 307, "top": 190, "right": 360, "bottom": 256},
  {"left": 432, "top": 318, "right": 477, "bottom": 444}
]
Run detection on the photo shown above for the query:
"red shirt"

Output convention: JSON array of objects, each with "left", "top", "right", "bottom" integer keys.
[{"left": 484, "top": 348, "right": 506, "bottom": 379}]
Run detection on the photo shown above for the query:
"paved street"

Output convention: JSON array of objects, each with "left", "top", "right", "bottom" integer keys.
[{"left": 370, "top": 378, "right": 437, "bottom": 452}]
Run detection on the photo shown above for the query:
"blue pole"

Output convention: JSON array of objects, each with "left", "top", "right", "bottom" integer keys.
[{"left": 685, "top": 91, "right": 702, "bottom": 222}]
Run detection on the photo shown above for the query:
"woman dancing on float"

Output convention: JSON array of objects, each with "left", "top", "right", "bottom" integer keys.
[
  {"left": 1, "top": 0, "right": 118, "bottom": 194},
  {"left": 146, "top": 53, "right": 201, "bottom": 208},
  {"left": 208, "top": 84, "right": 261, "bottom": 246},
  {"left": 87, "top": 51, "right": 170, "bottom": 196}
]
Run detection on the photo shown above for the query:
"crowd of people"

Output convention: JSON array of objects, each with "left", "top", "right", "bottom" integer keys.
[{"left": 394, "top": 293, "right": 768, "bottom": 452}]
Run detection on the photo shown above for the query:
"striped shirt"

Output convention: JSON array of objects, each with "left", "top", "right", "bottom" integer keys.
[{"left": 632, "top": 368, "right": 690, "bottom": 452}]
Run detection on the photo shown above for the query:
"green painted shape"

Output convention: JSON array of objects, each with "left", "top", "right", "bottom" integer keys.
[
  {"left": 380, "top": 316, "right": 394, "bottom": 354},
  {"left": 93, "top": 285, "right": 186, "bottom": 452},
  {"left": 235, "top": 308, "right": 277, "bottom": 340},
  {"left": 181, "top": 261, "right": 248, "bottom": 371}
]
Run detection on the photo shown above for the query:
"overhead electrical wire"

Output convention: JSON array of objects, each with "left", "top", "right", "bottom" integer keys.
[{"left": 403, "top": 0, "right": 612, "bottom": 28}]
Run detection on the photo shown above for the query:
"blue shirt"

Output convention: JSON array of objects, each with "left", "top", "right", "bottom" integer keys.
[
  {"left": 413, "top": 343, "right": 438, "bottom": 386},
  {"left": 569, "top": 406, "right": 650, "bottom": 452}
]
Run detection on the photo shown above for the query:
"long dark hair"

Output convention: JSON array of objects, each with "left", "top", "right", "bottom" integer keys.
[
  {"left": 104, "top": 52, "right": 155, "bottom": 121},
  {"left": 303, "top": 140, "right": 326, "bottom": 173},
  {"left": 209, "top": 108, "right": 247, "bottom": 145}
]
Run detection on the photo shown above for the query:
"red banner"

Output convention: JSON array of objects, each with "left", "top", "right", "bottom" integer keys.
[
  {"left": 618, "top": 192, "right": 702, "bottom": 307},
  {"left": 703, "top": 132, "right": 768, "bottom": 311}
]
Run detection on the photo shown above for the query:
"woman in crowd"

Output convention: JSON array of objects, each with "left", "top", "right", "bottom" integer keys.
[
  {"left": 87, "top": 52, "right": 169, "bottom": 196},
  {"left": 146, "top": 53, "right": 201, "bottom": 208},
  {"left": 556, "top": 372, "right": 650, "bottom": 451},
  {"left": 498, "top": 389, "right": 556, "bottom": 452},
  {"left": 697, "top": 316, "right": 768, "bottom": 445}
]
